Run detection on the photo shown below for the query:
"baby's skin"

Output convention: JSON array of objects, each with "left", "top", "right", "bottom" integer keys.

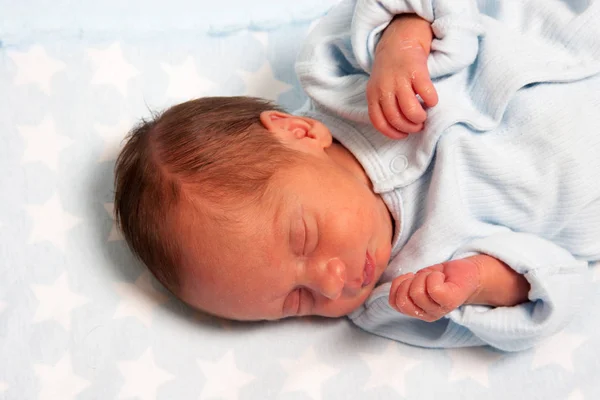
[
  {"left": 367, "top": 14, "right": 439, "bottom": 139},
  {"left": 177, "top": 15, "right": 531, "bottom": 322}
]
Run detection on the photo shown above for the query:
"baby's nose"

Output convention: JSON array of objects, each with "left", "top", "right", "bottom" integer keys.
[{"left": 318, "top": 258, "right": 346, "bottom": 300}]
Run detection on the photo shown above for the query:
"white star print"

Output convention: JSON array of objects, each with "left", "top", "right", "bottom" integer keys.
[
  {"left": 568, "top": 389, "right": 584, "bottom": 400},
  {"left": 238, "top": 61, "right": 293, "bottom": 102},
  {"left": 280, "top": 347, "right": 338, "bottom": 400},
  {"left": 8, "top": 45, "right": 65, "bottom": 94},
  {"left": 197, "top": 350, "right": 255, "bottom": 399},
  {"left": 88, "top": 42, "right": 139, "bottom": 97},
  {"left": 161, "top": 56, "right": 217, "bottom": 100},
  {"left": 113, "top": 271, "right": 169, "bottom": 326},
  {"left": 532, "top": 331, "right": 586, "bottom": 372},
  {"left": 26, "top": 194, "right": 82, "bottom": 252},
  {"left": 117, "top": 349, "right": 173, "bottom": 400},
  {"left": 34, "top": 354, "right": 90, "bottom": 400},
  {"left": 95, "top": 118, "right": 133, "bottom": 162},
  {"left": 31, "top": 273, "right": 88, "bottom": 331},
  {"left": 103, "top": 203, "right": 123, "bottom": 242},
  {"left": 359, "top": 342, "right": 421, "bottom": 397},
  {"left": 19, "top": 116, "right": 72, "bottom": 171},
  {"left": 445, "top": 347, "right": 503, "bottom": 387}
]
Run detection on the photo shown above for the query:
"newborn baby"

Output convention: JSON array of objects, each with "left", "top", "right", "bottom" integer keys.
[{"left": 114, "top": 0, "right": 600, "bottom": 351}]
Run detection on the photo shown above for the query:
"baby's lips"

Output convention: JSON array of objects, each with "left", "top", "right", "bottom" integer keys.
[{"left": 362, "top": 252, "right": 375, "bottom": 287}]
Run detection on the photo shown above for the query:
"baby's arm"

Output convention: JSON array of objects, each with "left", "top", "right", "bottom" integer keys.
[
  {"left": 296, "top": 0, "right": 481, "bottom": 127},
  {"left": 352, "top": 0, "right": 482, "bottom": 77},
  {"left": 367, "top": 14, "right": 438, "bottom": 139},
  {"left": 389, "top": 255, "right": 530, "bottom": 322},
  {"left": 351, "top": 232, "right": 591, "bottom": 351}
]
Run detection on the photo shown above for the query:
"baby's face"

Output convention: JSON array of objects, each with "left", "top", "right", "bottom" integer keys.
[{"left": 178, "top": 113, "right": 394, "bottom": 320}]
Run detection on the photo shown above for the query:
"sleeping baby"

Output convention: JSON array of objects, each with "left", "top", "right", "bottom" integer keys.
[{"left": 113, "top": 0, "right": 600, "bottom": 351}]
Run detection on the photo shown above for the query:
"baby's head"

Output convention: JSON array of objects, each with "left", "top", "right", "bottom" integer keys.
[{"left": 114, "top": 96, "right": 393, "bottom": 321}]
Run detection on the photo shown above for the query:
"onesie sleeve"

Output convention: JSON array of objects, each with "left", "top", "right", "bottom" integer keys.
[
  {"left": 446, "top": 232, "right": 591, "bottom": 351},
  {"left": 295, "top": 0, "right": 483, "bottom": 123},
  {"left": 349, "top": 232, "right": 592, "bottom": 352},
  {"left": 350, "top": 0, "right": 483, "bottom": 78}
]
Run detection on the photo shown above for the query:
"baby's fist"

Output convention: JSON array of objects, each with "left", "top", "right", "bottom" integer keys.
[
  {"left": 389, "top": 259, "right": 481, "bottom": 322},
  {"left": 367, "top": 41, "right": 438, "bottom": 140}
]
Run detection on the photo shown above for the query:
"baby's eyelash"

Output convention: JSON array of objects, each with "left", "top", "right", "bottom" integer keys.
[
  {"left": 295, "top": 288, "right": 315, "bottom": 316},
  {"left": 294, "top": 288, "right": 303, "bottom": 315},
  {"left": 301, "top": 219, "right": 308, "bottom": 255}
]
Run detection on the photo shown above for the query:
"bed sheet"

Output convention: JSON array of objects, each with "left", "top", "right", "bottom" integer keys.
[{"left": 1, "top": 1, "right": 600, "bottom": 399}]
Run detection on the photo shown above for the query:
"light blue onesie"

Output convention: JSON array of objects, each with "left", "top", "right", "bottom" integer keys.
[{"left": 296, "top": 0, "right": 600, "bottom": 351}]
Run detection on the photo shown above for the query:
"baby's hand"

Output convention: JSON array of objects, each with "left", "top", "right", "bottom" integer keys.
[
  {"left": 389, "top": 258, "right": 481, "bottom": 322},
  {"left": 367, "top": 14, "right": 439, "bottom": 140},
  {"left": 367, "top": 41, "right": 438, "bottom": 139}
]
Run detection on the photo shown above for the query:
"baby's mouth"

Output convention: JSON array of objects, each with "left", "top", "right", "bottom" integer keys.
[{"left": 362, "top": 252, "right": 375, "bottom": 287}]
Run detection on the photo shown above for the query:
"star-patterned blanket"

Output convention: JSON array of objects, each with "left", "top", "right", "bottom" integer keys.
[{"left": 1, "top": 1, "right": 599, "bottom": 399}]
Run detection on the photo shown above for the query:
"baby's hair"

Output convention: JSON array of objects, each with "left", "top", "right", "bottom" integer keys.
[{"left": 114, "top": 96, "right": 300, "bottom": 293}]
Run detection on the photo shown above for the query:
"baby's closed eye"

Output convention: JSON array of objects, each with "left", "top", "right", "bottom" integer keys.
[
  {"left": 290, "top": 215, "right": 307, "bottom": 255},
  {"left": 283, "top": 287, "right": 314, "bottom": 317}
]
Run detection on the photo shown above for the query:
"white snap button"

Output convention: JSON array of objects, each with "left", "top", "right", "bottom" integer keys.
[{"left": 390, "top": 155, "right": 408, "bottom": 173}]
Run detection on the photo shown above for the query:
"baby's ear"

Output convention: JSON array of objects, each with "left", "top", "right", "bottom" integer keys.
[
  {"left": 260, "top": 110, "right": 310, "bottom": 137},
  {"left": 260, "top": 110, "right": 332, "bottom": 148}
]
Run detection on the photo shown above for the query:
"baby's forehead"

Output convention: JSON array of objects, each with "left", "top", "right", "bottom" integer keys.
[
  {"left": 179, "top": 201, "right": 277, "bottom": 267},
  {"left": 176, "top": 178, "right": 296, "bottom": 269}
]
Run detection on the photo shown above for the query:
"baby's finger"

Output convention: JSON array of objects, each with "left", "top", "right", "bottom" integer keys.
[
  {"left": 389, "top": 273, "right": 414, "bottom": 302},
  {"left": 419, "top": 264, "right": 444, "bottom": 274},
  {"left": 368, "top": 93, "right": 409, "bottom": 139},
  {"left": 396, "top": 84, "right": 427, "bottom": 125},
  {"left": 409, "top": 270, "right": 445, "bottom": 319},
  {"left": 426, "top": 271, "right": 465, "bottom": 311},
  {"left": 380, "top": 92, "right": 423, "bottom": 133},
  {"left": 393, "top": 277, "right": 428, "bottom": 319},
  {"left": 413, "top": 74, "right": 438, "bottom": 108}
]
